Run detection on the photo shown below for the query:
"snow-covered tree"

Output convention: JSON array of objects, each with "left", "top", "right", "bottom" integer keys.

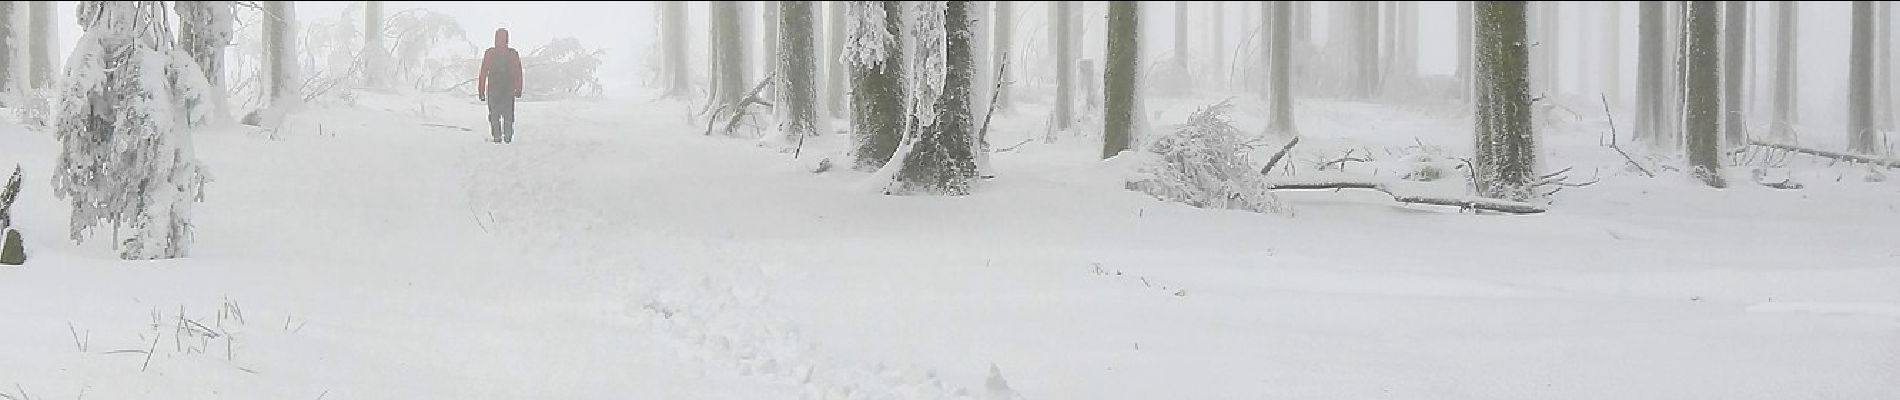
[
  {"left": 773, "top": 1, "right": 819, "bottom": 145},
  {"left": 1473, "top": 1, "right": 1537, "bottom": 201},
  {"left": 891, "top": 1, "right": 977, "bottom": 195},
  {"left": 1266, "top": 1, "right": 1296, "bottom": 137},
  {"left": 1101, "top": 1, "right": 1139, "bottom": 159},
  {"left": 1684, "top": 0, "right": 1724, "bottom": 187},
  {"left": 848, "top": 1, "right": 905, "bottom": 171},
  {"left": 1849, "top": 1, "right": 1882, "bottom": 155},
  {"left": 1767, "top": 0, "right": 1796, "bottom": 141},
  {"left": 53, "top": 1, "right": 214, "bottom": 260},
  {"left": 1721, "top": 0, "right": 1746, "bottom": 148},
  {"left": 175, "top": 1, "right": 233, "bottom": 121},
  {"left": 660, "top": 1, "right": 691, "bottom": 98},
  {"left": 263, "top": 1, "right": 298, "bottom": 107}
]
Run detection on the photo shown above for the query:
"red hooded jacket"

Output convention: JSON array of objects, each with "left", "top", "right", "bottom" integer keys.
[{"left": 478, "top": 28, "right": 524, "bottom": 98}]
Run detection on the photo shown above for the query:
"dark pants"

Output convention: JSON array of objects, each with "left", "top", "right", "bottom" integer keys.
[{"left": 487, "top": 94, "right": 516, "bottom": 142}]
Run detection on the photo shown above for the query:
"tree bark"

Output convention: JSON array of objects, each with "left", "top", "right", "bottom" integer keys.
[
  {"left": 1458, "top": 1, "right": 1473, "bottom": 102},
  {"left": 1685, "top": 0, "right": 1726, "bottom": 187},
  {"left": 777, "top": 1, "right": 818, "bottom": 141},
  {"left": 896, "top": 1, "right": 979, "bottom": 194},
  {"left": 1474, "top": 1, "right": 1538, "bottom": 201},
  {"left": 27, "top": 1, "right": 56, "bottom": 92},
  {"left": 1267, "top": 1, "right": 1297, "bottom": 137},
  {"left": 1721, "top": 1, "right": 1746, "bottom": 149},
  {"left": 1103, "top": 1, "right": 1139, "bottom": 159},
  {"left": 264, "top": 1, "right": 298, "bottom": 107},
  {"left": 1850, "top": 1, "right": 1881, "bottom": 154},
  {"left": 1637, "top": 1, "right": 1666, "bottom": 146},
  {"left": 1054, "top": 1, "right": 1075, "bottom": 132},
  {"left": 712, "top": 1, "right": 747, "bottom": 109},
  {"left": 1768, "top": 1, "right": 1796, "bottom": 141},
  {"left": 992, "top": 0, "right": 1012, "bottom": 112},
  {"left": 849, "top": 1, "right": 906, "bottom": 171}
]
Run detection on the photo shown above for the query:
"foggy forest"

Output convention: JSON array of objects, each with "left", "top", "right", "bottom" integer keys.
[{"left": 1, "top": 1, "right": 1897, "bottom": 399}]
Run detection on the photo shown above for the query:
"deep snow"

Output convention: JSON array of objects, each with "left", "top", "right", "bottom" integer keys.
[{"left": 2, "top": 85, "right": 1898, "bottom": 399}]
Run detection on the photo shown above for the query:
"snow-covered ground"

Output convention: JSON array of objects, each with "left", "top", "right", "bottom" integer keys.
[{"left": 3, "top": 87, "right": 1898, "bottom": 399}]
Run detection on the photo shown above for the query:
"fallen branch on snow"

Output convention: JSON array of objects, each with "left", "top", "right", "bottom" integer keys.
[
  {"left": 1600, "top": 94, "right": 1655, "bottom": 177},
  {"left": 704, "top": 73, "right": 776, "bottom": 137},
  {"left": 1258, "top": 136, "right": 1301, "bottom": 174},
  {"left": 1746, "top": 140, "right": 1900, "bottom": 168},
  {"left": 1268, "top": 180, "right": 1548, "bottom": 214}
]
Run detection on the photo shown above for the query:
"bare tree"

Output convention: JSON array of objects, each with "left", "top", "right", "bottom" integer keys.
[
  {"left": 1266, "top": 1, "right": 1297, "bottom": 137},
  {"left": 827, "top": 0, "right": 847, "bottom": 118},
  {"left": 1850, "top": 1, "right": 1883, "bottom": 154},
  {"left": 660, "top": 1, "right": 692, "bottom": 98},
  {"left": 1684, "top": 0, "right": 1725, "bottom": 187},
  {"left": 1102, "top": 0, "right": 1140, "bottom": 158},
  {"left": 1767, "top": 1, "right": 1797, "bottom": 141},
  {"left": 1053, "top": 1, "right": 1076, "bottom": 132},
  {"left": 1637, "top": 1, "right": 1667, "bottom": 146},
  {"left": 1721, "top": 1, "right": 1746, "bottom": 148},
  {"left": 1474, "top": 1, "right": 1538, "bottom": 201}
]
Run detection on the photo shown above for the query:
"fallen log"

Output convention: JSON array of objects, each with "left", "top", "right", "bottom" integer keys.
[
  {"left": 1747, "top": 140, "right": 1900, "bottom": 168},
  {"left": 1268, "top": 180, "right": 1548, "bottom": 215}
]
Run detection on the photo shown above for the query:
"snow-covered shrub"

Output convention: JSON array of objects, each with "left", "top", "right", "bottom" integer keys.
[
  {"left": 386, "top": 8, "right": 474, "bottom": 91},
  {"left": 1124, "top": 100, "right": 1285, "bottom": 214},
  {"left": 52, "top": 1, "right": 212, "bottom": 260},
  {"left": 519, "top": 38, "right": 605, "bottom": 99}
]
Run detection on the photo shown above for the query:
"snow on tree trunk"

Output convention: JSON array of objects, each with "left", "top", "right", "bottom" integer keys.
[
  {"left": 1602, "top": 1, "right": 1620, "bottom": 107},
  {"left": 29, "top": 1, "right": 57, "bottom": 92},
  {"left": 1053, "top": 1, "right": 1075, "bottom": 132},
  {"left": 1637, "top": 1, "right": 1666, "bottom": 145},
  {"left": 773, "top": 1, "right": 819, "bottom": 145},
  {"left": 264, "top": 1, "right": 298, "bottom": 108},
  {"left": 1768, "top": 0, "right": 1796, "bottom": 141},
  {"left": 848, "top": 1, "right": 905, "bottom": 171},
  {"left": 1474, "top": 0, "right": 1538, "bottom": 202},
  {"left": 661, "top": 1, "right": 691, "bottom": 98},
  {"left": 1684, "top": 0, "right": 1725, "bottom": 187},
  {"left": 54, "top": 1, "right": 214, "bottom": 260},
  {"left": 1850, "top": 1, "right": 1882, "bottom": 155},
  {"left": 827, "top": 1, "right": 847, "bottom": 118},
  {"left": 991, "top": 0, "right": 1012, "bottom": 112},
  {"left": 1267, "top": 1, "right": 1297, "bottom": 137},
  {"left": 1722, "top": 0, "right": 1746, "bottom": 149},
  {"left": 892, "top": 1, "right": 976, "bottom": 195},
  {"left": 1458, "top": 1, "right": 1473, "bottom": 102},
  {"left": 364, "top": 0, "right": 387, "bottom": 88},
  {"left": 1102, "top": 1, "right": 1139, "bottom": 159}
]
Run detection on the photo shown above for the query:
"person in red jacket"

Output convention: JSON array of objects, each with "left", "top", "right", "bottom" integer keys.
[{"left": 478, "top": 28, "right": 524, "bottom": 144}]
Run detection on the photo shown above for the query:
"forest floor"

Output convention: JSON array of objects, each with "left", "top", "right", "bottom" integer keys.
[{"left": 2, "top": 87, "right": 1897, "bottom": 399}]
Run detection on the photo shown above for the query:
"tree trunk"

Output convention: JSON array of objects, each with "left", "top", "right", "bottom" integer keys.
[
  {"left": 1054, "top": 1, "right": 1075, "bottom": 132},
  {"left": 762, "top": 1, "right": 779, "bottom": 99},
  {"left": 827, "top": 1, "right": 847, "bottom": 118},
  {"left": 1685, "top": 0, "right": 1725, "bottom": 187},
  {"left": 1667, "top": 0, "right": 1686, "bottom": 150},
  {"left": 712, "top": 1, "right": 747, "bottom": 109},
  {"left": 992, "top": 0, "right": 1012, "bottom": 112},
  {"left": 364, "top": 1, "right": 386, "bottom": 88},
  {"left": 27, "top": 1, "right": 55, "bottom": 92},
  {"left": 1458, "top": 1, "right": 1473, "bottom": 102},
  {"left": 0, "top": 2, "right": 17, "bottom": 107},
  {"left": 1474, "top": 1, "right": 1538, "bottom": 201},
  {"left": 1874, "top": 1, "right": 1892, "bottom": 132},
  {"left": 1601, "top": 1, "right": 1620, "bottom": 107},
  {"left": 1175, "top": 1, "right": 1189, "bottom": 75},
  {"left": 1293, "top": 1, "right": 1310, "bottom": 46},
  {"left": 1637, "top": 1, "right": 1665, "bottom": 146},
  {"left": 1721, "top": 1, "right": 1746, "bottom": 149},
  {"left": 1355, "top": 1, "right": 1380, "bottom": 99},
  {"left": 777, "top": 1, "right": 818, "bottom": 141},
  {"left": 662, "top": 1, "right": 692, "bottom": 98},
  {"left": 264, "top": 1, "right": 298, "bottom": 107},
  {"left": 1259, "top": 0, "right": 1272, "bottom": 99},
  {"left": 1208, "top": 1, "right": 1224, "bottom": 85},
  {"left": 1267, "top": 1, "right": 1297, "bottom": 137},
  {"left": 849, "top": 1, "right": 906, "bottom": 171},
  {"left": 1768, "top": 1, "right": 1796, "bottom": 141},
  {"left": 896, "top": 1, "right": 979, "bottom": 194},
  {"left": 1850, "top": 1, "right": 1881, "bottom": 154},
  {"left": 1103, "top": 1, "right": 1139, "bottom": 159}
]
